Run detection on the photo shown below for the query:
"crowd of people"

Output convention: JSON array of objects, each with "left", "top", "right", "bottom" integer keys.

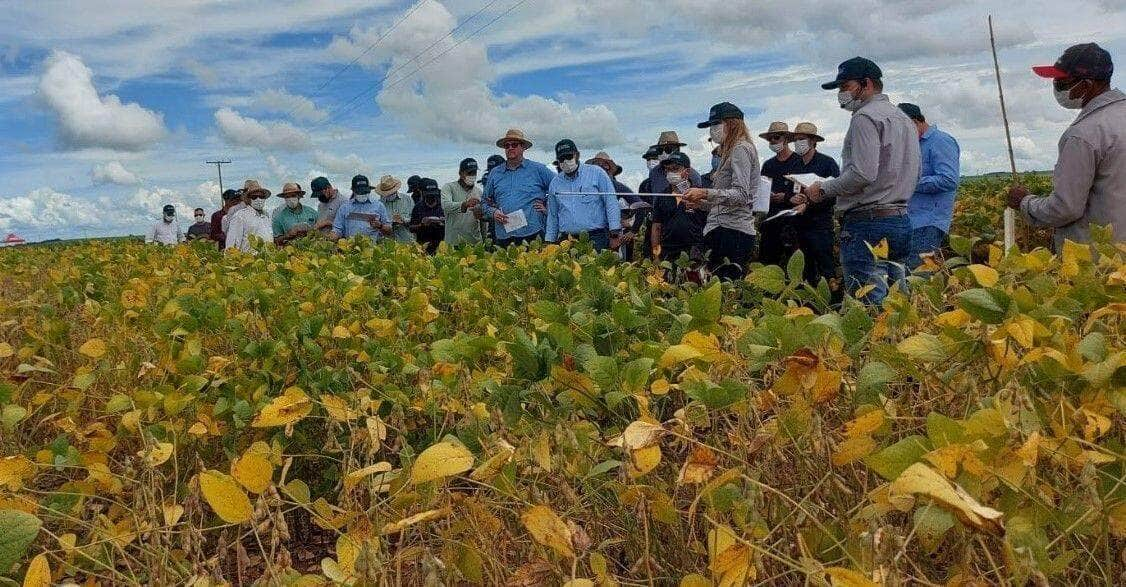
[{"left": 147, "top": 44, "right": 1124, "bottom": 305}]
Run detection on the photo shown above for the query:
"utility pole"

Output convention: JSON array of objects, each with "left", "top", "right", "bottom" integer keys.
[{"left": 206, "top": 159, "right": 232, "bottom": 197}]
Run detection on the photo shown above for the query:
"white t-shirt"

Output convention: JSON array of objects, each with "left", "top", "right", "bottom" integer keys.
[{"left": 225, "top": 207, "right": 273, "bottom": 252}]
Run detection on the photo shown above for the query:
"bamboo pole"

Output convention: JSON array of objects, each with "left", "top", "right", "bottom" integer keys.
[{"left": 989, "top": 15, "right": 1018, "bottom": 253}]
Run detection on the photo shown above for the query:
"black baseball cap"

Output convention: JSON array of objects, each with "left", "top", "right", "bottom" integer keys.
[
  {"left": 222, "top": 189, "right": 240, "bottom": 201},
  {"left": 822, "top": 57, "right": 883, "bottom": 90},
  {"left": 1033, "top": 43, "right": 1113, "bottom": 81},
  {"left": 696, "top": 102, "right": 744, "bottom": 128},
  {"left": 459, "top": 158, "right": 478, "bottom": 173},
  {"left": 555, "top": 139, "right": 578, "bottom": 160},
  {"left": 420, "top": 177, "right": 440, "bottom": 196},
  {"left": 897, "top": 103, "right": 924, "bottom": 121},
  {"left": 351, "top": 174, "right": 372, "bottom": 195},
  {"left": 661, "top": 152, "right": 691, "bottom": 169},
  {"left": 310, "top": 176, "right": 331, "bottom": 195},
  {"left": 407, "top": 175, "right": 422, "bottom": 191},
  {"left": 162, "top": 204, "right": 175, "bottom": 214},
  {"left": 642, "top": 146, "right": 660, "bottom": 160},
  {"left": 485, "top": 154, "right": 504, "bottom": 170}
]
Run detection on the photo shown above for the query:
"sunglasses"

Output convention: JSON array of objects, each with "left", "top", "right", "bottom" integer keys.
[
  {"left": 1053, "top": 78, "right": 1081, "bottom": 92},
  {"left": 501, "top": 142, "right": 524, "bottom": 149},
  {"left": 658, "top": 146, "right": 677, "bottom": 154}
]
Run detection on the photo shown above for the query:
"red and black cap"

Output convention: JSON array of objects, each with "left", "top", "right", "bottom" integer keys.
[{"left": 1033, "top": 43, "right": 1113, "bottom": 81}]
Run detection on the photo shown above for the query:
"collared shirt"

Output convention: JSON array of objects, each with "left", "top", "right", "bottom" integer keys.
[
  {"left": 332, "top": 198, "right": 392, "bottom": 241},
  {"left": 790, "top": 151, "right": 841, "bottom": 228},
  {"left": 380, "top": 192, "right": 415, "bottom": 243},
  {"left": 186, "top": 221, "right": 211, "bottom": 240},
  {"left": 823, "top": 94, "right": 921, "bottom": 215},
  {"left": 481, "top": 158, "right": 555, "bottom": 240},
  {"left": 705, "top": 139, "right": 760, "bottom": 236},
  {"left": 225, "top": 207, "right": 273, "bottom": 252},
  {"left": 210, "top": 208, "right": 227, "bottom": 244},
  {"left": 441, "top": 180, "right": 485, "bottom": 246},
  {"left": 317, "top": 195, "right": 345, "bottom": 233},
  {"left": 272, "top": 204, "right": 319, "bottom": 238},
  {"left": 410, "top": 198, "right": 445, "bottom": 250},
  {"left": 545, "top": 163, "right": 621, "bottom": 242},
  {"left": 908, "top": 125, "right": 961, "bottom": 233},
  {"left": 221, "top": 202, "right": 246, "bottom": 233},
  {"left": 147, "top": 220, "right": 183, "bottom": 245},
  {"left": 1021, "top": 88, "right": 1126, "bottom": 248},
  {"left": 647, "top": 161, "right": 704, "bottom": 196}
]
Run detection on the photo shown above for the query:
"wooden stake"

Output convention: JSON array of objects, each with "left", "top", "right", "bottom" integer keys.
[{"left": 989, "top": 15, "right": 1018, "bottom": 253}]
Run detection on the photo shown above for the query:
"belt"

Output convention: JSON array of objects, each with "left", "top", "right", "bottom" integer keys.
[
  {"left": 841, "top": 207, "right": 907, "bottom": 222},
  {"left": 561, "top": 228, "right": 608, "bottom": 239}
]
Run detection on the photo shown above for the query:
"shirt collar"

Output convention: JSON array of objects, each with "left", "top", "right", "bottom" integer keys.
[
  {"left": 921, "top": 125, "right": 936, "bottom": 140},
  {"left": 1076, "top": 88, "right": 1125, "bottom": 122}
]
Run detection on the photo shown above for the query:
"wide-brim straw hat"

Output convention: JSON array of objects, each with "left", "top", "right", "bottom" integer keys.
[
  {"left": 586, "top": 151, "right": 623, "bottom": 176},
  {"left": 758, "top": 121, "right": 790, "bottom": 140},
  {"left": 650, "top": 130, "right": 686, "bottom": 149},
  {"left": 242, "top": 179, "right": 271, "bottom": 198},
  {"left": 376, "top": 175, "right": 402, "bottom": 196},
  {"left": 496, "top": 128, "right": 532, "bottom": 149},
  {"left": 790, "top": 122, "right": 825, "bottom": 142},
  {"left": 275, "top": 182, "right": 306, "bottom": 198}
]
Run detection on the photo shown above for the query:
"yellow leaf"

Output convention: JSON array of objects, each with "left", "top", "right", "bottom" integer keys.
[
  {"left": 897, "top": 334, "right": 946, "bottom": 362},
  {"left": 251, "top": 387, "right": 312, "bottom": 428},
  {"left": 678, "top": 446, "right": 718, "bottom": 485},
  {"left": 888, "top": 463, "right": 1003, "bottom": 535},
  {"left": 651, "top": 378, "right": 672, "bottom": 395},
  {"left": 682, "top": 331, "right": 726, "bottom": 363},
  {"left": 470, "top": 442, "right": 516, "bottom": 481},
  {"left": 198, "top": 470, "right": 253, "bottom": 524},
  {"left": 934, "top": 308, "right": 971, "bottom": 328},
  {"left": 629, "top": 445, "right": 662, "bottom": 478},
  {"left": 680, "top": 574, "right": 715, "bottom": 587},
  {"left": 230, "top": 450, "right": 273, "bottom": 494},
  {"left": 832, "top": 435, "right": 877, "bottom": 467},
  {"left": 967, "top": 264, "right": 999, "bottom": 287},
  {"left": 380, "top": 507, "right": 451, "bottom": 535},
  {"left": 410, "top": 440, "right": 474, "bottom": 485},
  {"left": 659, "top": 344, "right": 703, "bottom": 369},
  {"left": 843, "top": 410, "right": 885, "bottom": 438},
  {"left": 78, "top": 338, "right": 106, "bottom": 358},
  {"left": 853, "top": 284, "right": 876, "bottom": 299},
  {"left": 825, "top": 566, "right": 879, "bottom": 587},
  {"left": 1060, "top": 239, "right": 1091, "bottom": 278},
  {"left": 1005, "top": 317, "right": 1036, "bottom": 349},
  {"left": 708, "top": 524, "right": 753, "bottom": 586},
  {"left": 0, "top": 342, "right": 13, "bottom": 358},
  {"left": 335, "top": 534, "right": 360, "bottom": 577},
  {"left": 531, "top": 432, "right": 553, "bottom": 472},
  {"left": 0, "top": 455, "right": 35, "bottom": 490},
  {"left": 343, "top": 462, "right": 393, "bottom": 492},
  {"left": 321, "top": 395, "right": 359, "bottom": 421},
  {"left": 866, "top": 238, "right": 889, "bottom": 260},
  {"left": 22, "top": 553, "right": 51, "bottom": 587},
  {"left": 331, "top": 325, "right": 351, "bottom": 339},
  {"left": 607, "top": 420, "right": 665, "bottom": 450},
  {"left": 521, "top": 505, "right": 575, "bottom": 558},
  {"left": 163, "top": 503, "right": 185, "bottom": 526},
  {"left": 138, "top": 442, "right": 174, "bottom": 467}
]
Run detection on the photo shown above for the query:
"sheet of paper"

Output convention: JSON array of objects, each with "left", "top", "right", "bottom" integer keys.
[
  {"left": 753, "top": 177, "right": 772, "bottom": 213},
  {"left": 346, "top": 212, "right": 381, "bottom": 222},
  {"left": 503, "top": 209, "right": 528, "bottom": 232},
  {"left": 785, "top": 173, "right": 822, "bottom": 189},
  {"left": 764, "top": 208, "right": 800, "bottom": 223}
]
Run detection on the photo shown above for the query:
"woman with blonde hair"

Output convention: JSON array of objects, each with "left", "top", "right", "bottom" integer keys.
[{"left": 682, "top": 102, "right": 760, "bottom": 281}]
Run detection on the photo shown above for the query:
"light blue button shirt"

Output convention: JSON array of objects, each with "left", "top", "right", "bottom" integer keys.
[
  {"left": 332, "top": 197, "right": 392, "bottom": 240},
  {"left": 908, "top": 125, "right": 961, "bottom": 233},
  {"left": 481, "top": 159, "right": 555, "bottom": 240},
  {"left": 545, "top": 163, "right": 621, "bottom": 243}
]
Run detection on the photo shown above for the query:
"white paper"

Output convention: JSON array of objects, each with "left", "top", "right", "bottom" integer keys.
[
  {"left": 503, "top": 209, "right": 528, "bottom": 232},
  {"left": 764, "top": 208, "right": 800, "bottom": 223},
  {"left": 785, "top": 173, "right": 822, "bottom": 191},
  {"left": 753, "top": 177, "right": 772, "bottom": 213}
]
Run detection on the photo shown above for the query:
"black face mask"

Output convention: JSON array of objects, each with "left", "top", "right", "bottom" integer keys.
[{"left": 317, "top": 193, "right": 331, "bottom": 203}]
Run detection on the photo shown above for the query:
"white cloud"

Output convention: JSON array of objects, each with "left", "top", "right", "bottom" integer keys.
[
  {"left": 38, "top": 50, "right": 167, "bottom": 151},
  {"left": 91, "top": 160, "right": 141, "bottom": 185},
  {"left": 330, "top": 0, "right": 624, "bottom": 149},
  {"left": 265, "top": 155, "right": 290, "bottom": 182},
  {"left": 183, "top": 59, "right": 219, "bottom": 88},
  {"left": 313, "top": 151, "right": 368, "bottom": 174},
  {"left": 0, "top": 187, "right": 103, "bottom": 233},
  {"left": 252, "top": 89, "right": 327, "bottom": 123},
  {"left": 214, "top": 107, "right": 311, "bottom": 151}
]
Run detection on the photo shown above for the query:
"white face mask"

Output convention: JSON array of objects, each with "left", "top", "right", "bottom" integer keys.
[
  {"left": 768, "top": 143, "right": 785, "bottom": 154},
  {"left": 666, "top": 172, "right": 683, "bottom": 185},
  {"left": 463, "top": 174, "right": 477, "bottom": 184},
  {"left": 838, "top": 89, "right": 863, "bottom": 112},
  {"left": 1054, "top": 83, "right": 1085, "bottom": 110},
  {"left": 793, "top": 139, "right": 812, "bottom": 156},
  {"left": 646, "top": 159, "right": 660, "bottom": 171},
  {"left": 354, "top": 193, "right": 370, "bottom": 203},
  {"left": 250, "top": 199, "right": 266, "bottom": 211},
  {"left": 709, "top": 124, "right": 726, "bottom": 143},
  {"left": 559, "top": 158, "right": 579, "bottom": 174},
  {"left": 285, "top": 197, "right": 301, "bottom": 209}
]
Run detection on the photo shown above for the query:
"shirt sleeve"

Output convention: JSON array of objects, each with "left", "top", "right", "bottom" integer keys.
[
  {"left": 545, "top": 183, "right": 560, "bottom": 242},
  {"left": 823, "top": 115, "right": 879, "bottom": 199},
  {"left": 1021, "top": 135, "right": 1097, "bottom": 228},
  {"left": 272, "top": 213, "right": 285, "bottom": 237},
  {"left": 599, "top": 169, "right": 621, "bottom": 232},
  {"left": 481, "top": 170, "right": 497, "bottom": 217},
  {"left": 376, "top": 202, "right": 392, "bottom": 225},
  {"left": 915, "top": 134, "right": 961, "bottom": 194},
  {"left": 176, "top": 224, "right": 184, "bottom": 243},
  {"left": 708, "top": 143, "right": 757, "bottom": 207},
  {"left": 225, "top": 215, "right": 241, "bottom": 250},
  {"left": 440, "top": 184, "right": 460, "bottom": 216},
  {"left": 332, "top": 204, "right": 347, "bottom": 236}
]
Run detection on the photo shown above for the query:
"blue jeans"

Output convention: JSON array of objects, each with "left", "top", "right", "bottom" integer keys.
[
  {"left": 908, "top": 226, "right": 946, "bottom": 270},
  {"left": 839, "top": 215, "right": 911, "bottom": 305}
]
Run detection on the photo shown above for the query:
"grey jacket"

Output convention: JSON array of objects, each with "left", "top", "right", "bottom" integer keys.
[
  {"left": 1021, "top": 89, "right": 1126, "bottom": 249},
  {"left": 824, "top": 94, "right": 921, "bottom": 215},
  {"left": 704, "top": 139, "right": 759, "bottom": 236}
]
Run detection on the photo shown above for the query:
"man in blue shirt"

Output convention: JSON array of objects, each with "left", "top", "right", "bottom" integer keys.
[
  {"left": 330, "top": 175, "right": 393, "bottom": 241},
  {"left": 545, "top": 139, "right": 622, "bottom": 251},
  {"left": 481, "top": 128, "right": 556, "bottom": 247},
  {"left": 899, "top": 103, "right": 961, "bottom": 269}
]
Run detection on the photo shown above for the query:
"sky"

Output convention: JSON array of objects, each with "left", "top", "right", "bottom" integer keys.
[{"left": 0, "top": 0, "right": 1123, "bottom": 241}]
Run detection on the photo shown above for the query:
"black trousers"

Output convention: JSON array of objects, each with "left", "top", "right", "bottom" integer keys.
[
  {"left": 706, "top": 226, "right": 756, "bottom": 281},
  {"left": 797, "top": 223, "right": 838, "bottom": 287}
]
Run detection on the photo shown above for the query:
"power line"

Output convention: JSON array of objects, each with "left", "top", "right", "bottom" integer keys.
[{"left": 205, "top": 160, "right": 231, "bottom": 196}]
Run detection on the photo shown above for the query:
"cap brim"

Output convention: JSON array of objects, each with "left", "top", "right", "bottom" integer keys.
[
  {"left": 821, "top": 80, "right": 843, "bottom": 90},
  {"left": 497, "top": 139, "right": 532, "bottom": 148},
  {"left": 1032, "top": 65, "right": 1070, "bottom": 79},
  {"left": 696, "top": 120, "right": 715, "bottom": 129},
  {"left": 276, "top": 191, "right": 306, "bottom": 198}
]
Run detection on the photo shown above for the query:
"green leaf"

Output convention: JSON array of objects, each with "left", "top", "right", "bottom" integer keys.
[
  {"left": 687, "top": 282, "right": 723, "bottom": 325},
  {"left": 0, "top": 509, "right": 42, "bottom": 573},
  {"left": 584, "top": 460, "right": 622, "bottom": 479},
  {"left": 0, "top": 383, "right": 12, "bottom": 405},
  {"left": 914, "top": 504, "right": 955, "bottom": 553},
  {"left": 786, "top": 249, "right": 805, "bottom": 283},
  {"left": 896, "top": 334, "right": 947, "bottom": 363},
  {"left": 747, "top": 265, "right": 786, "bottom": 294},
  {"left": 0, "top": 406, "right": 27, "bottom": 432},
  {"left": 683, "top": 379, "right": 746, "bottom": 410},
  {"left": 956, "top": 288, "right": 1010, "bottom": 324},
  {"left": 1076, "top": 332, "right": 1107, "bottom": 363},
  {"left": 620, "top": 358, "right": 654, "bottom": 395},
  {"left": 864, "top": 435, "right": 930, "bottom": 481},
  {"left": 506, "top": 333, "right": 545, "bottom": 381},
  {"left": 925, "top": 412, "right": 967, "bottom": 448},
  {"left": 948, "top": 234, "right": 975, "bottom": 258},
  {"left": 583, "top": 355, "right": 619, "bottom": 391},
  {"left": 856, "top": 362, "right": 896, "bottom": 399}
]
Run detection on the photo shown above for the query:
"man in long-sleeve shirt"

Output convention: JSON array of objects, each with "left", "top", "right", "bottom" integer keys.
[
  {"left": 546, "top": 140, "right": 621, "bottom": 251},
  {"left": 147, "top": 204, "right": 183, "bottom": 245},
  {"left": 644, "top": 131, "right": 704, "bottom": 198},
  {"left": 1008, "top": 43, "right": 1126, "bottom": 250},
  {"left": 807, "top": 57, "right": 920, "bottom": 305},
  {"left": 209, "top": 189, "right": 240, "bottom": 247},
  {"left": 786, "top": 122, "right": 841, "bottom": 290},
  {"left": 481, "top": 129, "right": 555, "bottom": 246},
  {"left": 441, "top": 158, "right": 486, "bottom": 247},
  {"left": 898, "top": 103, "right": 960, "bottom": 268}
]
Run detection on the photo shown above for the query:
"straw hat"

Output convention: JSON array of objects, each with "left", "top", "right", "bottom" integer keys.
[
  {"left": 496, "top": 128, "right": 532, "bottom": 149},
  {"left": 791, "top": 122, "right": 825, "bottom": 142},
  {"left": 242, "top": 179, "right": 271, "bottom": 198},
  {"left": 586, "top": 151, "right": 623, "bottom": 176},
  {"left": 651, "top": 131, "right": 686, "bottom": 148},
  {"left": 376, "top": 175, "right": 402, "bottom": 197},
  {"left": 276, "top": 182, "right": 306, "bottom": 198},
  {"left": 758, "top": 121, "right": 790, "bottom": 140}
]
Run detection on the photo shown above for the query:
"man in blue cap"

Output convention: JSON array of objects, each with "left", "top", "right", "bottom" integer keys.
[
  {"left": 805, "top": 57, "right": 920, "bottom": 305},
  {"left": 330, "top": 175, "right": 393, "bottom": 241},
  {"left": 545, "top": 139, "right": 621, "bottom": 251},
  {"left": 1008, "top": 43, "right": 1125, "bottom": 249},
  {"left": 897, "top": 103, "right": 960, "bottom": 269}
]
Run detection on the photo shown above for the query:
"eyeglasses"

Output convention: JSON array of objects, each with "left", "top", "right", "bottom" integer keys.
[
  {"left": 501, "top": 142, "right": 524, "bottom": 149},
  {"left": 1053, "top": 78, "right": 1080, "bottom": 92}
]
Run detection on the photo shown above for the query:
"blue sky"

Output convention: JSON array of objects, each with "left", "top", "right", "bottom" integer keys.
[{"left": 1, "top": 0, "right": 1124, "bottom": 241}]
